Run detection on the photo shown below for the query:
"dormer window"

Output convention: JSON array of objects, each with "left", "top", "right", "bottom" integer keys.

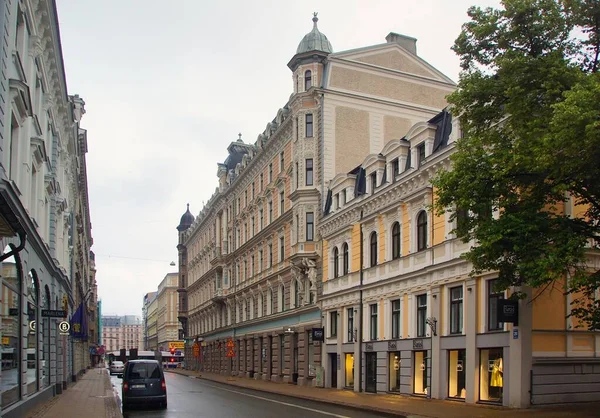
[
  {"left": 392, "top": 158, "right": 399, "bottom": 182},
  {"left": 417, "top": 143, "right": 426, "bottom": 167},
  {"left": 304, "top": 70, "right": 312, "bottom": 90}
]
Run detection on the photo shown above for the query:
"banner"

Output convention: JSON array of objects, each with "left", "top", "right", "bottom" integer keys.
[{"left": 70, "top": 302, "right": 89, "bottom": 341}]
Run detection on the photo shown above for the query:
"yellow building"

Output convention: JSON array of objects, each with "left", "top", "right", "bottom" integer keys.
[
  {"left": 176, "top": 15, "right": 455, "bottom": 385},
  {"left": 319, "top": 112, "right": 600, "bottom": 407},
  {"left": 156, "top": 273, "right": 181, "bottom": 350}
]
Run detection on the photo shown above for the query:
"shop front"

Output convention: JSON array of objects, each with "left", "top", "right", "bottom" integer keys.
[
  {"left": 480, "top": 347, "right": 504, "bottom": 403},
  {"left": 448, "top": 349, "right": 466, "bottom": 399}
]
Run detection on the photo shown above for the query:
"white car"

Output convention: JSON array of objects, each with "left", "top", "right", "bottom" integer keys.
[{"left": 109, "top": 361, "right": 125, "bottom": 375}]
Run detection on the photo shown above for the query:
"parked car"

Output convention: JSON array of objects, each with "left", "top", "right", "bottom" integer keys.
[
  {"left": 122, "top": 359, "right": 167, "bottom": 410},
  {"left": 109, "top": 361, "right": 124, "bottom": 376}
]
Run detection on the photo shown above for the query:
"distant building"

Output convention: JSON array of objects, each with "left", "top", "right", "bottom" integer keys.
[
  {"left": 156, "top": 273, "right": 181, "bottom": 350},
  {"left": 101, "top": 316, "right": 143, "bottom": 352},
  {"left": 143, "top": 292, "right": 157, "bottom": 350}
]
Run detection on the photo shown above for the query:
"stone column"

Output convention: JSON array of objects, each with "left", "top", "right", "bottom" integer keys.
[
  {"left": 465, "top": 279, "right": 478, "bottom": 404},
  {"left": 508, "top": 286, "right": 533, "bottom": 408}
]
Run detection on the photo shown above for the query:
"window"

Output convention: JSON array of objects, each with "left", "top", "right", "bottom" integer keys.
[
  {"left": 294, "top": 280, "right": 300, "bottom": 308},
  {"left": 305, "top": 114, "right": 313, "bottom": 137},
  {"left": 279, "top": 191, "right": 285, "bottom": 214},
  {"left": 448, "top": 349, "right": 466, "bottom": 398},
  {"left": 295, "top": 162, "right": 299, "bottom": 188},
  {"left": 251, "top": 216, "right": 255, "bottom": 237},
  {"left": 369, "top": 232, "right": 378, "bottom": 267},
  {"left": 392, "top": 158, "right": 399, "bottom": 181},
  {"left": 244, "top": 190, "right": 248, "bottom": 206},
  {"left": 268, "top": 201, "right": 273, "bottom": 223},
  {"left": 418, "top": 143, "right": 426, "bottom": 166},
  {"left": 450, "top": 286, "right": 463, "bottom": 334},
  {"left": 347, "top": 308, "right": 354, "bottom": 342},
  {"left": 259, "top": 209, "right": 264, "bottom": 229},
  {"left": 260, "top": 173, "right": 264, "bottom": 191},
  {"left": 369, "top": 304, "right": 378, "bottom": 340},
  {"left": 268, "top": 244, "right": 273, "bottom": 267},
  {"left": 341, "top": 190, "right": 346, "bottom": 205},
  {"left": 333, "top": 247, "right": 339, "bottom": 278},
  {"left": 370, "top": 172, "right": 377, "bottom": 193},
  {"left": 391, "top": 299, "right": 401, "bottom": 339},
  {"left": 417, "top": 294, "right": 427, "bottom": 337},
  {"left": 305, "top": 159, "right": 313, "bottom": 186},
  {"left": 413, "top": 351, "right": 427, "bottom": 395},
  {"left": 389, "top": 352, "right": 401, "bottom": 392},
  {"left": 304, "top": 70, "right": 312, "bottom": 90},
  {"left": 259, "top": 249, "right": 263, "bottom": 271},
  {"left": 488, "top": 280, "right": 504, "bottom": 331},
  {"left": 342, "top": 243, "right": 349, "bottom": 274},
  {"left": 252, "top": 181, "right": 255, "bottom": 199},
  {"left": 391, "top": 222, "right": 401, "bottom": 259},
  {"left": 280, "top": 151, "right": 284, "bottom": 172},
  {"left": 251, "top": 255, "right": 255, "bottom": 277},
  {"left": 279, "top": 236, "right": 285, "bottom": 261},
  {"left": 417, "top": 211, "right": 428, "bottom": 251},
  {"left": 306, "top": 212, "right": 314, "bottom": 241},
  {"left": 295, "top": 117, "right": 299, "bottom": 140},
  {"left": 480, "top": 348, "right": 503, "bottom": 402},
  {"left": 269, "top": 163, "right": 273, "bottom": 183},
  {"left": 330, "top": 311, "right": 338, "bottom": 337}
]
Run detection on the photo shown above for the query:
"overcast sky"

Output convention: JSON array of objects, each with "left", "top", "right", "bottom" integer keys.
[{"left": 55, "top": 0, "right": 500, "bottom": 317}]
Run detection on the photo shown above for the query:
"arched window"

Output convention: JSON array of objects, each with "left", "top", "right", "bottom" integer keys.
[
  {"left": 392, "top": 222, "right": 401, "bottom": 259},
  {"left": 278, "top": 285, "right": 285, "bottom": 313},
  {"left": 267, "top": 288, "right": 273, "bottom": 315},
  {"left": 370, "top": 232, "right": 378, "bottom": 267},
  {"left": 304, "top": 70, "right": 312, "bottom": 90},
  {"left": 342, "top": 243, "right": 349, "bottom": 274},
  {"left": 417, "top": 211, "right": 428, "bottom": 251},
  {"left": 333, "top": 247, "right": 339, "bottom": 278},
  {"left": 258, "top": 293, "right": 264, "bottom": 318}
]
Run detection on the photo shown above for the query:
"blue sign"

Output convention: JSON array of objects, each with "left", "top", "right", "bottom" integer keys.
[
  {"left": 513, "top": 328, "right": 519, "bottom": 340},
  {"left": 175, "top": 350, "right": 182, "bottom": 356}
]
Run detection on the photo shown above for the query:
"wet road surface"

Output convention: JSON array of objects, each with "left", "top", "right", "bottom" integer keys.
[{"left": 110, "top": 371, "right": 400, "bottom": 418}]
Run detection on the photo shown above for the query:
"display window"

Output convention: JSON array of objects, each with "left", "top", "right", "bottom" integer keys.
[
  {"left": 389, "top": 352, "right": 400, "bottom": 391},
  {"left": 480, "top": 348, "right": 503, "bottom": 402},
  {"left": 345, "top": 353, "right": 354, "bottom": 387},
  {"left": 413, "top": 351, "right": 427, "bottom": 395},
  {"left": 448, "top": 349, "right": 466, "bottom": 399}
]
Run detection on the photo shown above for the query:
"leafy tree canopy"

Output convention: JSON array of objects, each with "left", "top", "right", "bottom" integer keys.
[{"left": 432, "top": 0, "right": 600, "bottom": 328}]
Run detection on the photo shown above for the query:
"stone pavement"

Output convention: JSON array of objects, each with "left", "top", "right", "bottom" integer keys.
[
  {"left": 24, "top": 366, "right": 121, "bottom": 418},
  {"left": 166, "top": 368, "right": 600, "bottom": 418}
]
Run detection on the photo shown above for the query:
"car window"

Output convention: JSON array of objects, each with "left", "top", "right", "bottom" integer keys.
[
  {"left": 128, "top": 363, "right": 148, "bottom": 379},
  {"left": 148, "top": 363, "right": 161, "bottom": 379}
]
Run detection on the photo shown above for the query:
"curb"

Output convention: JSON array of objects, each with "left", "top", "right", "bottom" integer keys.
[{"left": 166, "top": 370, "right": 428, "bottom": 418}]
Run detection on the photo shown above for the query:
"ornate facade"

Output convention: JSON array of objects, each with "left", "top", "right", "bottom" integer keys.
[
  {"left": 0, "top": 1, "right": 95, "bottom": 417},
  {"left": 320, "top": 112, "right": 600, "bottom": 408},
  {"left": 177, "top": 16, "right": 455, "bottom": 386}
]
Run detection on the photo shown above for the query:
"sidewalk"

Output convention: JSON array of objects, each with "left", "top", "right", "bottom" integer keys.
[
  {"left": 25, "top": 367, "right": 121, "bottom": 418},
  {"left": 166, "top": 368, "right": 600, "bottom": 418}
]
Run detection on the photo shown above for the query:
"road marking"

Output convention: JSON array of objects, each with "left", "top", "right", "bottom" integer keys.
[{"left": 200, "top": 382, "right": 352, "bottom": 417}]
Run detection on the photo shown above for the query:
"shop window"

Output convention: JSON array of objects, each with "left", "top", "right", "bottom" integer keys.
[
  {"left": 448, "top": 349, "right": 466, "bottom": 399},
  {"left": 389, "top": 352, "right": 401, "bottom": 392},
  {"left": 480, "top": 348, "right": 503, "bottom": 403},
  {"left": 1, "top": 251, "right": 21, "bottom": 408},
  {"left": 27, "top": 270, "right": 39, "bottom": 395},
  {"left": 345, "top": 353, "right": 354, "bottom": 387},
  {"left": 413, "top": 351, "right": 427, "bottom": 395}
]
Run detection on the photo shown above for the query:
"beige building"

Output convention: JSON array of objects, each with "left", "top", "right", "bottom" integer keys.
[
  {"left": 147, "top": 294, "right": 159, "bottom": 350},
  {"left": 176, "top": 16, "right": 454, "bottom": 385},
  {"left": 143, "top": 292, "right": 157, "bottom": 350},
  {"left": 156, "top": 273, "right": 180, "bottom": 350},
  {"left": 101, "top": 316, "right": 143, "bottom": 353}
]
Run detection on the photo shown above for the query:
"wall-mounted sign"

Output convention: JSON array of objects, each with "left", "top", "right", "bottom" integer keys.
[
  {"left": 413, "top": 339, "right": 423, "bottom": 350},
  {"left": 312, "top": 328, "right": 324, "bottom": 342},
  {"left": 365, "top": 343, "right": 373, "bottom": 351},
  {"left": 168, "top": 341, "right": 185, "bottom": 350},
  {"left": 58, "top": 321, "right": 70, "bottom": 335},
  {"left": 42, "top": 309, "right": 67, "bottom": 318},
  {"left": 29, "top": 321, "right": 36, "bottom": 332},
  {"left": 513, "top": 328, "right": 519, "bottom": 340},
  {"left": 388, "top": 341, "right": 397, "bottom": 351},
  {"left": 498, "top": 299, "right": 519, "bottom": 326}
]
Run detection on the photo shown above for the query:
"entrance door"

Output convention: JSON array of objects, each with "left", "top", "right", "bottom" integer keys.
[
  {"left": 329, "top": 353, "right": 338, "bottom": 388},
  {"left": 365, "top": 352, "right": 377, "bottom": 393}
]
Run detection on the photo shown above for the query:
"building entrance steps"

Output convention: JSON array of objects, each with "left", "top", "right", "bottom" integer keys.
[
  {"left": 166, "top": 368, "right": 600, "bottom": 418},
  {"left": 24, "top": 366, "right": 121, "bottom": 418}
]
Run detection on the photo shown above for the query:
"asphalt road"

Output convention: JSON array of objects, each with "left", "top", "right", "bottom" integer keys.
[{"left": 110, "top": 371, "right": 399, "bottom": 418}]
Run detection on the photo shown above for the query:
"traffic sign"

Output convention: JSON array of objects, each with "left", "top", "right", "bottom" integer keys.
[
  {"left": 58, "top": 321, "right": 70, "bottom": 335},
  {"left": 193, "top": 343, "right": 200, "bottom": 358},
  {"left": 226, "top": 348, "right": 235, "bottom": 358},
  {"left": 226, "top": 339, "right": 234, "bottom": 348}
]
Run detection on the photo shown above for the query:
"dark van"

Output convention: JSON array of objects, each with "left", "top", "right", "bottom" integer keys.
[{"left": 122, "top": 359, "right": 167, "bottom": 410}]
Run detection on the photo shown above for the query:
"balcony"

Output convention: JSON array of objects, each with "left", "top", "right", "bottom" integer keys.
[{"left": 211, "top": 288, "right": 226, "bottom": 304}]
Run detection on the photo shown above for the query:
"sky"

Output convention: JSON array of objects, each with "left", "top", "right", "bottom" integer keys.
[{"left": 54, "top": 0, "right": 500, "bottom": 317}]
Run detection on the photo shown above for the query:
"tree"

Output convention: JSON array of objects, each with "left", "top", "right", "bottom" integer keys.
[{"left": 432, "top": 0, "right": 600, "bottom": 328}]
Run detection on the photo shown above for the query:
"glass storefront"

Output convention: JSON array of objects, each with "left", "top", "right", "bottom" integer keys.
[
  {"left": 448, "top": 349, "right": 466, "bottom": 399},
  {"left": 480, "top": 348, "right": 503, "bottom": 403},
  {"left": 389, "top": 352, "right": 400, "bottom": 392},
  {"left": 344, "top": 353, "right": 354, "bottom": 387},
  {"left": 1, "top": 259, "right": 20, "bottom": 407},
  {"left": 413, "top": 351, "right": 427, "bottom": 395},
  {"left": 27, "top": 271, "right": 38, "bottom": 394}
]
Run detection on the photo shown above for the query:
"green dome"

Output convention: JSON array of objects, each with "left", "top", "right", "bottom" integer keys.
[{"left": 296, "top": 13, "right": 332, "bottom": 55}]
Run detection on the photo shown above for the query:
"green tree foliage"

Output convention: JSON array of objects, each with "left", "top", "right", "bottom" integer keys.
[{"left": 432, "top": 0, "right": 600, "bottom": 328}]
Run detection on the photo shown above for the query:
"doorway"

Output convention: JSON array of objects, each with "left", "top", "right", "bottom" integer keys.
[
  {"left": 329, "top": 353, "right": 337, "bottom": 388},
  {"left": 365, "top": 352, "right": 377, "bottom": 393}
]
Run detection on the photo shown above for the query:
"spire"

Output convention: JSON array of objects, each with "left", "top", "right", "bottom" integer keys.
[{"left": 295, "top": 12, "right": 333, "bottom": 55}]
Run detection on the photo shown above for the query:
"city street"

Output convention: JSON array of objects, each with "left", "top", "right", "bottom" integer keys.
[{"left": 110, "top": 372, "right": 401, "bottom": 418}]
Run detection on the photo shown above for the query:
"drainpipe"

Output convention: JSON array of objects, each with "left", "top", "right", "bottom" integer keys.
[
  {"left": 0, "top": 228, "right": 26, "bottom": 262},
  {"left": 358, "top": 210, "right": 364, "bottom": 393}
]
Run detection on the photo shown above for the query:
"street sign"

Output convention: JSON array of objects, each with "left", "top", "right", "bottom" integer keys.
[
  {"left": 168, "top": 341, "right": 185, "bottom": 350},
  {"left": 193, "top": 343, "right": 200, "bottom": 357},
  {"left": 226, "top": 349, "right": 235, "bottom": 358},
  {"left": 225, "top": 339, "right": 235, "bottom": 358},
  {"left": 42, "top": 309, "right": 67, "bottom": 318}
]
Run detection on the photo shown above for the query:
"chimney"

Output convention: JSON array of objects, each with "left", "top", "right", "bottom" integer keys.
[{"left": 385, "top": 32, "right": 417, "bottom": 55}]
